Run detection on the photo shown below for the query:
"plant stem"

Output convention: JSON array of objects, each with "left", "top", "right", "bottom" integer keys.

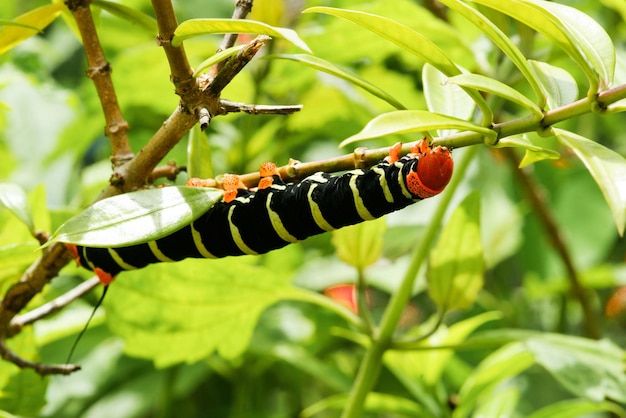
[
  {"left": 340, "top": 147, "right": 478, "bottom": 418},
  {"left": 502, "top": 148, "right": 600, "bottom": 338}
]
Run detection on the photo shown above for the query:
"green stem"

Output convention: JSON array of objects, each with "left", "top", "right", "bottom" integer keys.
[
  {"left": 356, "top": 268, "right": 375, "bottom": 335},
  {"left": 340, "top": 147, "right": 478, "bottom": 418}
]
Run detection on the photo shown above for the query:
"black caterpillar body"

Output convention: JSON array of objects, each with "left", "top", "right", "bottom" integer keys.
[{"left": 68, "top": 142, "right": 453, "bottom": 284}]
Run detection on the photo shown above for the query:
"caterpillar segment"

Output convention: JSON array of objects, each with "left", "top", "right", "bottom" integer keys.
[{"left": 68, "top": 141, "right": 453, "bottom": 284}]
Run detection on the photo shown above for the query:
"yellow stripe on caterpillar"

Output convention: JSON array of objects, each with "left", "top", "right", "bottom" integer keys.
[
  {"left": 108, "top": 248, "right": 138, "bottom": 270},
  {"left": 149, "top": 241, "right": 175, "bottom": 262},
  {"left": 228, "top": 206, "right": 258, "bottom": 255}
]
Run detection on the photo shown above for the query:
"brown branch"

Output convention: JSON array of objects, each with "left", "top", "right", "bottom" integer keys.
[
  {"left": 214, "top": 0, "right": 254, "bottom": 73},
  {"left": 219, "top": 100, "right": 302, "bottom": 116},
  {"left": 148, "top": 161, "right": 184, "bottom": 183},
  {"left": 151, "top": 0, "right": 195, "bottom": 101},
  {"left": 502, "top": 148, "right": 600, "bottom": 339},
  {"left": 9, "top": 277, "right": 101, "bottom": 334},
  {"left": 0, "top": 242, "right": 74, "bottom": 338},
  {"left": 192, "top": 143, "right": 396, "bottom": 189},
  {"left": 0, "top": 339, "right": 80, "bottom": 376},
  {"left": 65, "top": 0, "right": 132, "bottom": 166},
  {"left": 205, "top": 35, "right": 270, "bottom": 100}
]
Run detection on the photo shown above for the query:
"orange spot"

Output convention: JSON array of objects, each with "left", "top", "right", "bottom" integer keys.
[
  {"left": 259, "top": 162, "right": 278, "bottom": 177},
  {"left": 258, "top": 177, "right": 274, "bottom": 189},
  {"left": 222, "top": 174, "right": 245, "bottom": 203},
  {"left": 94, "top": 268, "right": 116, "bottom": 286},
  {"left": 386, "top": 142, "right": 403, "bottom": 163}
]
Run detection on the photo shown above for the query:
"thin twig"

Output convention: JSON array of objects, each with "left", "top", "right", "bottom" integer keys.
[
  {"left": 9, "top": 277, "right": 101, "bottom": 334},
  {"left": 205, "top": 35, "right": 271, "bottom": 100},
  {"left": 219, "top": 99, "right": 303, "bottom": 115},
  {"left": 214, "top": 0, "right": 254, "bottom": 72},
  {"left": 0, "top": 339, "right": 80, "bottom": 375},
  {"left": 148, "top": 162, "right": 184, "bottom": 183}
]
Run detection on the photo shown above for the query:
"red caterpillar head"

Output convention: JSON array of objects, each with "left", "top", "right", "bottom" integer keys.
[{"left": 406, "top": 141, "right": 453, "bottom": 199}]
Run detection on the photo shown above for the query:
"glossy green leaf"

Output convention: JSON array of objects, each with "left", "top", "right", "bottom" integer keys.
[
  {"left": 528, "top": 60, "right": 578, "bottom": 109},
  {"left": 303, "top": 6, "right": 492, "bottom": 124},
  {"left": 272, "top": 54, "right": 406, "bottom": 110},
  {"left": 470, "top": 0, "right": 614, "bottom": 93},
  {"left": 436, "top": 0, "right": 545, "bottom": 108},
  {"left": 106, "top": 257, "right": 305, "bottom": 367},
  {"left": 446, "top": 73, "right": 543, "bottom": 118},
  {"left": 554, "top": 129, "right": 626, "bottom": 236},
  {"left": 0, "top": 183, "right": 34, "bottom": 232},
  {"left": 429, "top": 191, "right": 483, "bottom": 311},
  {"left": 527, "top": 399, "right": 626, "bottom": 418},
  {"left": 332, "top": 217, "right": 386, "bottom": 270},
  {"left": 422, "top": 64, "right": 475, "bottom": 136},
  {"left": 0, "top": 3, "right": 64, "bottom": 55},
  {"left": 526, "top": 334, "right": 626, "bottom": 402},
  {"left": 341, "top": 110, "right": 495, "bottom": 147},
  {"left": 187, "top": 123, "right": 214, "bottom": 179},
  {"left": 92, "top": 0, "right": 157, "bottom": 33},
  {"left": 193, "top": 44, "right": 245, "bottom": 76},
  {"left": 172, "top": 18, "right": 311, "bottom": 52},
  {"left": 454, "top": 342, "right": 535, "bottom": 418},
  {"left": 49, "top": 187, "right": 224, "bottom": 247}
]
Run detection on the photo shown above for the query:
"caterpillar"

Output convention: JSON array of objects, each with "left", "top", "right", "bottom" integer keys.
[{"left": 67, "top": 141, "right": 453, "bottom": 285}]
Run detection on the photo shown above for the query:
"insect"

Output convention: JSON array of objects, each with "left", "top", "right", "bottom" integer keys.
[{"left": 66, "top": 141, "right": 453, "bottom": 285}]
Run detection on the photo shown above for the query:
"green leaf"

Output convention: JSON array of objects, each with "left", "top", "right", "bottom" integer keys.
[
  {"left": 526, "top": 334, "right": 626, "bottom": 402},
  {"left": 49, "top": 187, "right": 224, "bottom": 247},
  {"left": 193, "top": 44, "right": 245, "bottom": 76},
  {"left": 303, "top": 6, "right": 493, "bottom": 124},
  {"left": 436, "top": 0, "right": 546, "bottom": 108},
  {"left": 528, "top": 60, "right": 578, "bottom": 109},
  {"left": 470, "top": 0, "right": 615, "bottom": 93},
  {"left": 187, "top": 123, "right": 214, "bottom": 179},
  {"left": 554, "top": 129, "right": 626, "bottom": 236},
  {"left": 494, "top": 135, "right": 561, "bottom": 167},
  {"left": 386, "top": 312, "right": 501, "bottom": 386},
  {"left": 172, "top": 18, "right": 311, "bottom": 52},
  {"left": 271, "top": 54, "right": 406, "bottom": 110},
  {"left": 106, "top": 257, "right": 303, "bottom": 367},
  {"left": 92, "top": 0, "right": 157, "bottom": 33},
  {"left": 332, "top": 217, "right": 386, "bottom": 270},
  {"left": 0, "top": 3, "right": 64, "bottom": 55},
  {"left": 527, "top": 399, "right": 626, "bottom": 418},
  {"left": 0, "top": 183, "right": 34, "bottom": 233},
  {"left": 454, "top": 342, "right": 535, "bottom": 418},
  {"left": 422, "top": 64, "right": 475, "bottom": 136},
  {"left": 341, "top": 110, "right": 495, "bottom": 147},
  {"left": 428, "top": 191, "right": 483, "bottom": 311},
  {"left": 446, "top": 73, "right": 543, "bottom": 119},
  {"left": 0, "top": 20, "right": 40, "bottom": 31}
]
